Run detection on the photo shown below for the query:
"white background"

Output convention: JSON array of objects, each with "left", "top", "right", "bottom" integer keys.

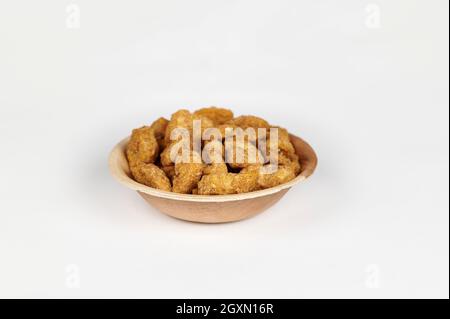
[{"left": 0, "top": 0, "right": 448, "bottom": 298}]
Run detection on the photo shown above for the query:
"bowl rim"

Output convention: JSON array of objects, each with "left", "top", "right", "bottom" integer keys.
[{"left": 108, "top": 134, "right": 317, "bottom": 203}]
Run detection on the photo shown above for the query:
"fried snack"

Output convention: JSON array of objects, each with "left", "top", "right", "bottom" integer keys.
[
  {"left": 150, "top": 117, "right": 169, "bottom": 149},
  {"left": 268, "top": 126, "right": 295, "bottom": 156},
  {"left": 126, "top": 108, "right": 302, "bottom": 194},
  {"left": 194, "top": 107, "right": 234, "bottom": 125},
  {"left": 256, "top": 166, "right": 296, "bottom": 189},
  {"left": 130, "top": 163, "right": 171, "bottom": 191},
  {"left": 197, "top": 170, "right": 259, "bottom": 195},
  {"left": 217, "top": 123, "right": 238, "bottom": 140},
  {"left": 203, "top": 162, "right": 228, "bottom": 175},
  {"left": 225, "top": 138, "right": 264, "bottom": 169},
  {"left": 193, "top": 113, "right": 215, "bottom": 136},
  {"left": 228, "top": 115, "right": 270, "bottom": 129},
  {"left": 242, "top": 164, "right": 296, "bottom": 188},
  {"left": 164, "top": 109, "right": 193, "bottom": 145},
  {"left": 160, "top": 141, "right": 184, "bottom": 167},
  {"left": 279, "top": 152, "right": 301, "bottom": 175},
  {"left": 172, "top": 153, "right": 205, "bottom": 194},
  {"left": 126, "top": 126, "right": 159, "bottom": 166},
  {"left": 162, "top": 110, "right": 214, "bottom": 166}
]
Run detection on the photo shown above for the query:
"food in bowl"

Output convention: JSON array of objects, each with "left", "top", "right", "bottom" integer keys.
[{"left": 126, "top": 107, "right": 302, "bottom": 195}]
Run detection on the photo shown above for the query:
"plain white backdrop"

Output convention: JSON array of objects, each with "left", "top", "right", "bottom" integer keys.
[{"left": 0, "top": 0, "right": 448, "bottom": 298}]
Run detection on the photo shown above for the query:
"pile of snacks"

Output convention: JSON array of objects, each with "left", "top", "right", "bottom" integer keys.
[{"left": 126, "top": 107, "right": 301, "bottom": 195}]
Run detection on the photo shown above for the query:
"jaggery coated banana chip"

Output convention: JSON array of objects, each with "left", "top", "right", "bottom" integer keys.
[
  {"left": 165, "top": 109, "right": 215, "bottom": 144},
  {"left": 172, "top": 153, "right": 205, "bottom": 194},
  {"left": 126, "top": 108, "right": 302, "bottom": 194},
  {"left": 150, "top": 117, "right": 169, "bottom": 149},
  {"left": 255, "top": 165, "right": 297, "bottom": 189},
  {"left": 279, "top": 152, "right": 301, "bottom": 175},
  {"left": 203, "top": 162, "right": 228, "bottom": 175},
  {"left": 160, "top": 141, "right": 184, "bottom": 167},
  {"left": 164, "top": 109, "right": 193, "bottom": 145},
  {"left": 228, "top": 115, "right": 270, "bottom": 130},
  {"left": 194, "top": 107, "right": 234, "bottom": 125},
  {"left": 241, "top": 163, "right": 297, "bottom": 189},
  {"left": 225, "top": 139, "right": 265, "bottom": 169},
  {"left": 197, "top": 170, "right": 259, "bottom": 195},
  {"left": 130, "top": 163, "right": 171, "bottom": 191},
  {"left": 126, "top": 126, "right": 159, "bottom": 166},
  {"left": 268, "top": 126, "right": 296, "bottom": 156}
]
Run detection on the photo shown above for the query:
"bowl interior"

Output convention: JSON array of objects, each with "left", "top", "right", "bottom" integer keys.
[{"left": 109, "top": 133, "right": 317, "bottom": 202}]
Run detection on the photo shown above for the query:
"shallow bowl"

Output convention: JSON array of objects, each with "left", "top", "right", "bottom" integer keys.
[{"left": 109, "top": 134, "right": 317, "bottom": 223}]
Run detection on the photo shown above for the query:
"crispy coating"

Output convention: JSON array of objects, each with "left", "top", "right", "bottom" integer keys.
[
  {"left": 234, "top": 171, "right": 260, "bottom": 193},
  {"left": 160, "top": 141, "right": 184, "bottom": 167},
  {"left": 150, "top": 117, "right": 169, "bottom": 149},
  {"left": 198, "top": 174, "right": 234, "bottom": 195},
  {"left": 126, "top": 126, "right": 159, "bottom": 166},
  {"left": 279, "top": 152, "right": 301, "bottom": 175},
  {"left": 163, "top": 110, "right": 214, "bottom": 165},
  {"left": 193, "top": 114, "right": 215, "bottom": 137},
  {"left": 164, "top": 109, "right": 193, "bottom": 145},
  {"left": 194, "top": 107, "right": 234, "bottom": 125},
  {"left": 202, "top": 140, "right": 224, "bottom": 162},
  {"left": 172, "top": 153, "right": 205, "bottom": 194},
  {"left": 228, "top": 115, "right": 270, "bottom": 129},
  {"left": 130, "top": 163, "right": 171, "bottom": 191},
  {"left": 268, "top": 126, "right": 296, "bottom": 156},
  {"left": 225, "top": 139, "right": 264, "bottom": 169},
  {"left": 127, "top": 109, "right": 301, "bottom": 194},
  {"left": 197, "top": 170, "right": 259, "bottom": 195},
  {"left": 217, "top": 123, "right": 238, "bottom": 140},
  {"left": 256, "top": 165, "right": 297, "bottom": 189},
  {"left": 241, "top": 162, "right": 298, "bottom": 189},
  {"left": 160, "top": 138, "right": 195, "bottom": 167},
  {"left": 160, "top": 143, "right": 173, "bottom": 167},
  {"left": 203, "top": 162, "right": 228, "bottom": 175}
]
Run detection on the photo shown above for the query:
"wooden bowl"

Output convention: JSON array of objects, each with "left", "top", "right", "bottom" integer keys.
[{"left": 109, "top": 134, "right": 317, "bottom": 223}]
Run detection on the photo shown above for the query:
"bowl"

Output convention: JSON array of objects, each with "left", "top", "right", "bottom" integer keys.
[{"left": 109, "top": 134, "right": 317, "bottom": 223}]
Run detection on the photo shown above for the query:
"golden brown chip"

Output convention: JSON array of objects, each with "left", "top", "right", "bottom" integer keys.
[
  {"left": 256, "top": 165, "right": 297, "bottom": 189},
  {"left": 172, "top": 153, "right": 205, "bottom": 194},
  {"left": 150, "top": 117, "right": 169, "bottom": 149},
  {"left": 228, "top": 115, "right": 270, "bottom": 129},
  {"left": 217, "top": 123, "right": 238, "bottom": 140},
  {"left": 203, "top": 162, "right": 228, "bottom": 175},
  {"left": 126, "top": 108, "right": 300, "bottom": 195},
  {"left": 164, "top": 109, "right": 193, "bottom": 145},
  {"left": 163, "top": 110, "right": 214, "bottom": 158},
  {"left": 197, "top": 170, "right": 259, "bottom": 195},
  {"left": 268, "top": 126, "right": 295, "bottom": 156},
  {"left": 160, "top": 139, "right": 193, "bottom": 167},
  {"left": 126, "top": 126, "right": 159, "bottom": 166},
  {"left": 197, "top": 173, "right": 235, "bottom": 195},
  {"left": 130, "top": 163, "right": 171, "bottom": 191},
  {"left": 225, "top": 139, "right": 264, "bottom": 169},
  {"left": 194, "top": 107, "right": 234, "bottom": 125},
  {"left": 279, "top": 152, "right": 301, "bottom": 175}
]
